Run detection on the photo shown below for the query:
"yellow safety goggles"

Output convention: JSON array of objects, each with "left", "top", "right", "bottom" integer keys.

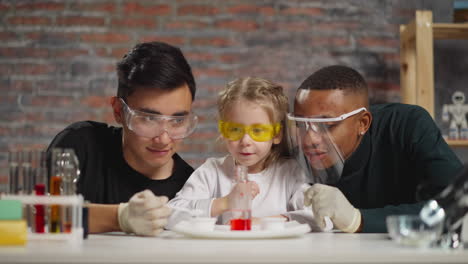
[{"left": 218, "top": 120, "right": 281, "bottom": 142}]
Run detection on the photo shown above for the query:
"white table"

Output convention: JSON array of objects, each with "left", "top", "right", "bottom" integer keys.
[{"left": 0, "top": 232, "right": 467, "bottom": 263}]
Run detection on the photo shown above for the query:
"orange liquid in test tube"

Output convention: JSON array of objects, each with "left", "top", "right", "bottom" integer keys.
[{"left": 49, "top": 176, "right": 62, "bottom": 233}]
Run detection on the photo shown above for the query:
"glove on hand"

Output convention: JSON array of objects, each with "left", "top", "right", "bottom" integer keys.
[
  {"left": 118, "top": 190, "right": 172, "bottom": 236},
  {"left": 304, "top": 184, "right": 361, "bottom": 233}
]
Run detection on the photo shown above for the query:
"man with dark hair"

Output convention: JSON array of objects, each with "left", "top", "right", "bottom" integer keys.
[
  {"left": 288, "top": 65, "right": 462, "bottom": 233},
  {"left": 47, "top": 42, "right": 197, "bottom": 236}
]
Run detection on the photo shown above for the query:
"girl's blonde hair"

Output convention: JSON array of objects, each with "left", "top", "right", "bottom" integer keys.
[{"left": 217, "top": 77, "right": 289, "bottom": 168}]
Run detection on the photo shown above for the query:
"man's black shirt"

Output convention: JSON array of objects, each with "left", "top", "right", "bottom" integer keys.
[{"left": 47, "top": 121, "right": 194, "bottom": 204}]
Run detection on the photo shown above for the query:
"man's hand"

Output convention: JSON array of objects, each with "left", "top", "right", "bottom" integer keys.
[
  {"left": 118, "top": 190, "right": 172, "bottom": 236},
  {"left": 304, "top": 184, "right": 361, "bottom": 233}
]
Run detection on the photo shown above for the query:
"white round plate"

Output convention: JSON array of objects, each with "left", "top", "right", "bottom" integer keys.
[{"left": 172, "top": 221, "right": 311, "bottom": 239}]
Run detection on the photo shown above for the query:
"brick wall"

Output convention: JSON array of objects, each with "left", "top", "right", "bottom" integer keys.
[{"left": 0, "top": 0, "right": 426, "bottom": 184}]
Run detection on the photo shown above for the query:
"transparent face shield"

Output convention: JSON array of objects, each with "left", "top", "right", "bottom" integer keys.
[
  {"left": 120, "top": 98, "right": 198, "bottom": 139},
  {"left": 286, "top": 107, "right": 366, "bottom": 184}
]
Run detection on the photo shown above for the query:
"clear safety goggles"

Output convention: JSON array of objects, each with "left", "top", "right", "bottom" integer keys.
[
  {"left": 284, "top": 108, "right": 367, "bottom": 185},
  {"left": 120, "top": 98, "right": 198, "bottom": 139},
  {"left": 218, "top": 120, "right": 281, "bottom": 142},
  {"left": 287, "top": 107, "right": 367, "bottom": 129}
]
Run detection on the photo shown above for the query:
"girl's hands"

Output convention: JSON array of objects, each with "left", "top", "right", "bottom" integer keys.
[{"left": 226, "top": 181, "right": 260, "bottom": 206}]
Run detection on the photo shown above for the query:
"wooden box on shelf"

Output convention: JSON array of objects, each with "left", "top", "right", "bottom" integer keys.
[{"left": 400, "top": 10, "right": 468, "bottom": 147}]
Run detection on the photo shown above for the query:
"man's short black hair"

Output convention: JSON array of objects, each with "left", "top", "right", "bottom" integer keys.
[
  {"left": 298, "top": 65, "right": 368, "bottom": 95},
  {"left": 117, "top": 41, "right": 196, "bottom": 100}
]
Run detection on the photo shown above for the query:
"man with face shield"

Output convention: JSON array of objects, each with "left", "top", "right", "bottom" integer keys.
[{"left": 287, "top": 65, "right": 463, "bottom": 233}]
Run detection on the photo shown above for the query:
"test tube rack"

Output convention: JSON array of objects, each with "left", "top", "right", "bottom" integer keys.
[{"left": 0, "top": 194, "right": 84, "bottom": 245}]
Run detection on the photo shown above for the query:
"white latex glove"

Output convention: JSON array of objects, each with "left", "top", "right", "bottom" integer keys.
[
  {"left": 118, "top": 190, "right": 172, "bottom": 236},
  {"left": 304, "top": 184, "right": 361, "bottom": 233}
]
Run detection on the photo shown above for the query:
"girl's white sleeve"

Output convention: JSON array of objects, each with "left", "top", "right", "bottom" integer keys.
[
  {"left": 282, "top": 163, "right": 333, "bottom": 232},
  {"left": 167, "top": 160, "right": 217, "bottom": 229}
]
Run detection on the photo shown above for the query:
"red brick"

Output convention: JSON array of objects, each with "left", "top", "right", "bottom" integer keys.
[
  {"left": 81, "top": 33, "right": 131, "bottom": 43},
  {"left": 23, "top": 112, "right": 45, "bottom": 122},
  {"left": 9, "top": 80, "right": 35, "bottom": 92},
  {"left": 310, "top": 37, "right": 350, "bottom": 47},
  {"left": 0, "top": 175, "right": 8, "bottom": 185},
  {"left": 177, "top": 5, "right": 219, "bottom": 16},
  {"left": 227, "top": 5, "right": 275, "bottom": 16},
  {"left": 201, "top": 84, "right": 224, "bottom": 92},
  {"left": 265, "top": 21, "right": 310, "bottom": 32},
  {"left": 218, "top": 54, "right": 239, "bottom": 63},
  {"left": 0, "top": 47, "right": 50, "bottom": 58},
  {"left": 165, "top": 20, "right": 208, "bottom": 30},
  {"left": 368, "top": 81, "right": 400, "bottom": 91},
  {"left": 358, "top": 37, "right": 399, "bottom": 48},
  {"left": 191, "top": 37, "right": 233, "bottom": 47},
  {"left": 81, "top": 96, "right": 111, "bottom": 108},
  {"left": 0, "top": 95, "right": 17, "bottom": 104},
  {"left": 193, "top": 68, "right": 228, "bottom": 78},
  {"left": 0, "top": 47, "right": 86, "bottom": 59},
  {"left": 4, "top": 143, "right": 49, "bottom": 152},
  {"left": 69, "top": 2, "right": 116, "bottom": 13},
  {"left": 280, "top": 7, "right": 323, "bottom": 16},
  {"left": 111, "top": 18, "right": 156, "bottom": 28},
  {"left": 215, "top": 20, "right": 259, "bottom": 32},
  {"left": 110, "top": 48, "right": 131, "bottom": 58},
  {"left": 8, "top": 16, "right": 52, "bottom": 25},
  {"left": 0, "top": 31, "right": 17, "bottom": 40},
  {"left": 140, "top": 36, "right": 185, "bottom": 46},
  {"left": 185, "top": 52, "right": 215, "bottom": 61},
  {"left": 193, "top": 99, "right": 218, "bottom": 109},
  {"left": 103, "top": 64, "right": 115, "bottom": 73},
  {"left": 16, "top": 2, "right": 65, "bottom": 11},
  {"left": 14, "top": 63, "right": 56, "bottom": 75},
  {"left": 52, "top": 49, "right": 89, "bottom": 58},
  {"left": 94, "top": 48, "right": 108, "bottom": 57},
  {"left": 124, "top": 3, "right": 170, "bottom": 16},
  {"left": 35, "top": 80, "right": 85, "bottom": 93},
  {"left": 26, "top": 95, "right": 74, "bottom": 107},
  {"left": 312, "top": 22, "right": 360, "bottom": 31},
  {"left": 0, "top": 2, "right": 12, "bottom": 11},
  {"left": 57, "top": 16, "right": 106, "bottom": 26},
  {"left": 26, "top": 32, "right": 79, "bottom": 41},
  {"left": 382, "top": 53, "right": 400, "bottom": 64}
]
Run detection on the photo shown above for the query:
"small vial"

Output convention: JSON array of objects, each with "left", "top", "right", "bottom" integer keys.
[{"left": 230, "top": 165, "right": 252, "bottom": 231}]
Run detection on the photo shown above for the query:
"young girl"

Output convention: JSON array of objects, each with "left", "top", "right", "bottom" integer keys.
[{"left": 168, "top": 77, "right": 323, "bottom": 229}]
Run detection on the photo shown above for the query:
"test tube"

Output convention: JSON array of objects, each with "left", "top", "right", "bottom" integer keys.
[
  {"left": 61, "top": 149, "right": 79, "bottom": 233},
  {"left": 21, "top": 150, "right": 33, "bottom": 194},
  {"left": 230, "top": 165, "right": 252, "bottom": 231},
  {"left": 49, "top": 148, "right": 63, "bottom": 233},
  {"left": 8, "top": 151, "right": 19, "bottom": 194},
  {"left": 33, "top": 150, "right": 47, "bottom": 233},
  {"left": 20, "top": 150, "right": 34, "bottom": 231}
]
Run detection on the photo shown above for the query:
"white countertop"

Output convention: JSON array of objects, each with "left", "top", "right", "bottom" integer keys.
[{"left": 0, "top": 231, "right": 467, "bottom": 263}]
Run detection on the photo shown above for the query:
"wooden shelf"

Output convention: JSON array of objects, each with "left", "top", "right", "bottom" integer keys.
[
  {"left": 400, "top": 10, "right": 468, "bottom": 147},
  {"left": 433, "top": 23, "right": 468, "bottom": 39},
  {"left": 445, "top": 139, "right": 468, "bottom": 147}
]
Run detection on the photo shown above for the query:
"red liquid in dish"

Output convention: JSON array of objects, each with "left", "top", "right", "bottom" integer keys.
[{"left": 230, "top": 218, "right": 251, "bottom": 231}]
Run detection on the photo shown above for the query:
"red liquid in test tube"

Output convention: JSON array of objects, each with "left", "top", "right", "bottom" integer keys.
[{"left": 34, "top": 183, "right": 45, "bottom": 233}]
